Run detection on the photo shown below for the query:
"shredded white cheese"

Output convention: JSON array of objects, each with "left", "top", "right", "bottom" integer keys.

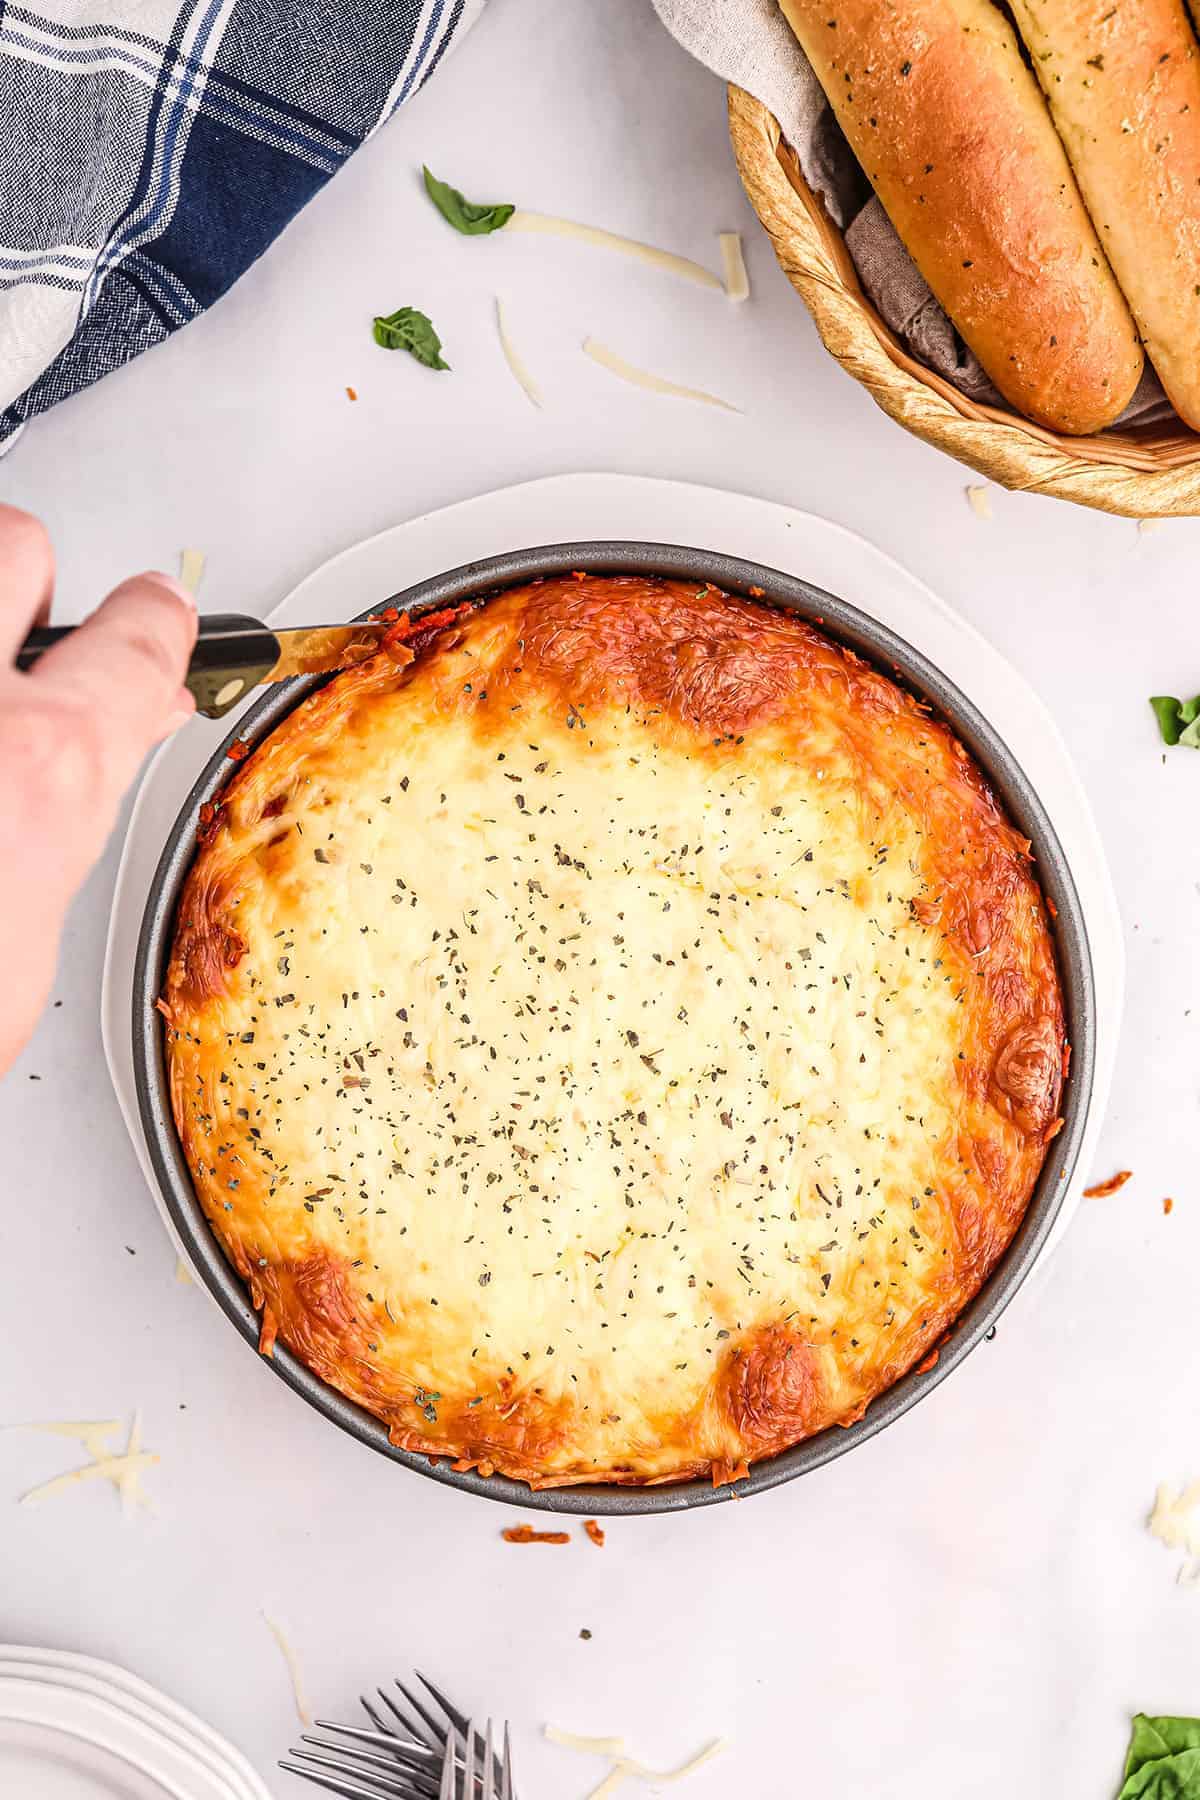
[
  {"left": 1138, "top": 518, "right": 1163, "bottom": 536},
  {"left": 589, "top": 1769, "right": 631, "bottom": 1799},
  {"left": 11, "top": 1414, "right": 157, "bottom": 1511},
  {"left": 718, "top": 232, "right": 750, "bottom": 302},
  {"left": 965, "top": 485, "right": 993, "bottom": 521},
  {"left": 179, "top": 547, "right": 206, "bottom": 594},
  {"left": 506, "top": 212, "right": 721, "bottom": 290},
  {"left": 263, "top": 1613, "right": 312, "bottom": 1726},
  {"left": 1149, "top": 1481, "right": 1200, "bottom": 1562},
  {"left": 118, "top": 1409, "right": 153, "bottom": 1516},
  {"left": 545, "top": 1729, "right": 627, "bottom": 1758},
  {"left": 21, "top": 1451, "right": 159, "bottom": 1507},
  {"left": 495, "top": 298, "right": 543, "bottom": 409},
  {"left": 11, "top": 1420, "right": 121, "bottom": 1462},
  {"left": 621, "top": 1742, "right": 728, "bottom": 1783},
  {"left": 582, "top": 338, "right": 738, "bottom": 413},
  {"left": 547, "top": 1726, "right": 728, "bottom": 1796}
]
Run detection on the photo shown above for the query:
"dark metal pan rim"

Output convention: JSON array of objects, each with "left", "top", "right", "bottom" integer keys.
[{"left": 132, "top": 540, "right": 1096, "bottom": 1517}]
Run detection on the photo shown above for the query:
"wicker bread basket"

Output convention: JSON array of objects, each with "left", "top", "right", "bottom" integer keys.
[{"left": 728, "top": 84, "right": 1200, "bottom": 516}]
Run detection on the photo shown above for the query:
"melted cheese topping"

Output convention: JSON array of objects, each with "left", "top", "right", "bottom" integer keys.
[{"left": 163, "top": 577, "right": 1064, "bottom": 1487}]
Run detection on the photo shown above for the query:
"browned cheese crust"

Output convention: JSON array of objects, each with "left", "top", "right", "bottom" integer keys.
[
  {"left": 778, "top": 0, "right": 1143, "bottom": 432},
  {"left": 161, "top": 577, "right": 1065, "bottom": 1488}
]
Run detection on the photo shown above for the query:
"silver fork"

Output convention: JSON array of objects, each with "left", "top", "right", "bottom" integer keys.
[
  {"left": 437, "top": 1719, "right": 504, "bottom": 1800},
  {"left": 279, "top": 1671, "right": 514, "bottom": 1800}
]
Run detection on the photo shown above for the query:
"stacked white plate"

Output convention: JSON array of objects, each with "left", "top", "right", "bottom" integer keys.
[{"left": 0, "top": 1646, "right": 272, "bottom": 1800}]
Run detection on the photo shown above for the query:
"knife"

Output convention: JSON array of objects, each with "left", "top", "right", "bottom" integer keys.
[{"left": 17, "top": 612, "right": 392, "bottom": 719}]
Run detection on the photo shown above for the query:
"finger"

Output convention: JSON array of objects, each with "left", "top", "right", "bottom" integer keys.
[
  {"left": 0, "top": 505, "right": 54, "bottom": 656},
  {"left": 30, "top": 570, "right": 197, "bottom": 797},
  {"left": 0, "top": 568, "right": 197, "bottom": 1079},
  {"left": 153, "top": 684, "right": 198, "bottom": 741}
]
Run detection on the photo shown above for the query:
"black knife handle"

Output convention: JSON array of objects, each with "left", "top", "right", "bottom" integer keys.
[
  {"left": 181, "top": 613, "right": 281, "bottom": 718},
  {"left": 17, "top": 612, "right": 282, "bottom": 721}
]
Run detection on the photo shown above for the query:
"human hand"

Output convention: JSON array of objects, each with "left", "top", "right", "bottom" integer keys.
[{"left": 0, "top": 506, "right": 198, "bottom": 1076}]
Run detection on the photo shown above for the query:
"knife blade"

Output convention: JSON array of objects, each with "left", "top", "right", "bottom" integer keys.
[
  {"left": 266, "top": 622, "right": 390, "bottom": 683},
  {"left": 17, "top": 611, "right": 395, "bottom": 720}
]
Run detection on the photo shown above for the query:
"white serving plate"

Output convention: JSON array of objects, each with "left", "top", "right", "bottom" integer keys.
[
  {"left": 0, "top": 1647, "right": 271, "bottom": 1800},
  {"left": 101, "top": 471, "right": 1123, "bottom": 1283}
]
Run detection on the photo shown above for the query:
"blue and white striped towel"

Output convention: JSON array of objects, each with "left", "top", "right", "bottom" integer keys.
[{"left": 0, "top": 0, "right": 485, "bottom": 451}]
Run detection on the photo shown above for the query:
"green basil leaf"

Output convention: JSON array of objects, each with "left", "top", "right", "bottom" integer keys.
[
  {"left": 1150, "top": 696, "right": 1185, "bottom": 745},
  {"left": 1124, "top": 1747, "right": 1200, "bottom": 1799},
  {"left": 423, "top": 166, "right": 515, "bottom": 236},
  {"left": 1121, "top": 1745, "right": 1200, "bottom": 1798},
  {"left": 1119, "top": 1716, "right": 1200, "bottom": 1799},
  {"left": 1126, "top": 1716, "right": 1200, "bottom": 1778},
  {"left": 372, "top": 307, "right": 449, "bottom": 370}
]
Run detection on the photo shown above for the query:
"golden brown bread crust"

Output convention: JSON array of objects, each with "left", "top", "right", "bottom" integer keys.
[
  {"left": 778, "top": 0, "right": 1143, "bottom": 432},
  {"left": 1009, "top": 0, "right": 1200, "bottom": 430},
  {"left": 161, "top": 576, "right": 1065, "bottom": 1489}
]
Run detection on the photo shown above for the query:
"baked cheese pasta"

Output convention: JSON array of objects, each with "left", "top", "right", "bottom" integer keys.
[{"left": 161, "top": 575, "right": 1065, "bottom": 1488}]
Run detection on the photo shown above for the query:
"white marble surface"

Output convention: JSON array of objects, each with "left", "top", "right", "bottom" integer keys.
[{"left": 2, "top": 2, "right": 1200, "bottom": 1796}]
